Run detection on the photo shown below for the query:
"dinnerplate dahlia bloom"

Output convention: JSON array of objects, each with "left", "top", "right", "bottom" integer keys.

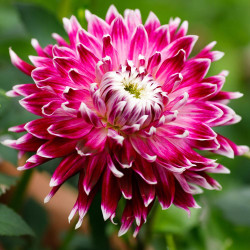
[{"left": 4, "top": 5, "right": 248, "bottom": 236}]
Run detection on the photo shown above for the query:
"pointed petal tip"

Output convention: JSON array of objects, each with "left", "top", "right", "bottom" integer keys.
[
  {"left": 83, "top": 186, "right": 91, "bottom": 196},
  {"left": 68, "top": 209, "right": 76, "bottom": 223},
  {"left": 118, "top": 227, "right": 128, "bottom": 237},
  {"left": 44, "top": 195, "right": 51, "bottom": 203},
  {"left": 17, "top": 166, "right": 25, "bottom": 171},
  {"left": 49, "top": 178, "right": 59, "bottom": 187},
  {"left": 101, "top": 206, "right": 110, "bottom": 221},
  {"left": 75, "top": 219, "right": 83, "bottom": 229},
  {"left": 1, "top": 139, "right": 15, "bottom": 147}
]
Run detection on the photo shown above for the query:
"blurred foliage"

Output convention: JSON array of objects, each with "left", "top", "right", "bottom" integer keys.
[
  {"left": 0, "top": 173, "right": 18, "bottom": 196},
  {"left": 0, "top": 203, "right": 34, "bottom": 236},
  {"left": 0, "top": 0, "right": 250, "bottom": 249}
]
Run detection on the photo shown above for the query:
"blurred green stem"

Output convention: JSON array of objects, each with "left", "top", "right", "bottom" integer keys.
[
  {"left": 166, "top": 234, "right": 176, "bottom": 250},
  {"left": 59, "top": 219, "right": 77, "bottom": 250},
  {"left": 89, "top": 191, "right": 110, "bottom": 250},
  {"left": 9, "top": 168, "right": 34, "bottom": 211}
]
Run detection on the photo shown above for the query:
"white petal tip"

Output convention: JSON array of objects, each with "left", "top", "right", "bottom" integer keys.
[
  {"left": 44, "top": 195, "right": 51, "bottom": 203},
  {"left": 17, "top": 166, "right": 25, "bottom": 171},
  {"left": 49, "top": 178, "right": 58, "bottom": 187},
  {"left": 75, "top": 219, "right": 83, "bottom": 229}
]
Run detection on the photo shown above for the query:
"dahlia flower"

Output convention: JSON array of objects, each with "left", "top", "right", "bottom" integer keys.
[{"left": 4, "top": 5, "right": 248, "bottom": 236}]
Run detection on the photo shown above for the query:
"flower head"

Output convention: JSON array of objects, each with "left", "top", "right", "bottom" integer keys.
[{"left": 4, "top": 5, "right": 248, "bottom": 236}]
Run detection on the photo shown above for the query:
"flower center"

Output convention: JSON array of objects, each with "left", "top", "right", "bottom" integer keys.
[
  {"left": 99, "top": 64, "right": 165, "bottom": 128},
  {"left": 123, "top": 82, "right": 142, "bottom": 99}
]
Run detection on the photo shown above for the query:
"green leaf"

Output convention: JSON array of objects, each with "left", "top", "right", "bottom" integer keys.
[
  {"left": 214, "top": 186, "right": 250, "bottom": 226},
  {"left": 153, "top": 205, "right": 201, "bottom": 235},
  {"left": 15, "top": 3, "right": 66, "bottom": 47},
  {"left": 0, "top": 173, "right": 18, "bottom": 196},
  {"left": 0, "top": 203, "right": 34, "bottom": 236}
]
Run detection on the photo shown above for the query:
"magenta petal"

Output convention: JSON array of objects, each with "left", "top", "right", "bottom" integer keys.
[
  {"left": 68, "top": 69, "right": 92, "bottom": 89},
  {"left": 130, "top": 136, "right": 157, "bottom": 163},
  {"left": 12, "top": 84, "right": 39, "bottom": 96},
  {"left": 85, "top": 10, "right": 110, "bottom": 40},
  {"left": 119, "top": 170, "right": 133, "bottom": 199},
  {"left": 173, "top": 181, "right": 200, "bottom": 214},
  {"left": 31, "top": 38, "right": 47, "bottom": 56},
  {"left": 8, "top": 124, "right": 26, "bottom": 133},
  {"left": 154, "top": 166, "right": 175, "bottom": 209},
  {"left": 2, "top": 133, "right": 45, "bottom": 151},
  {"left": 83, "top": 154, "right": 106, "bottom": 195},
  {"left": 137, "top": 177, "right": 155, "bottom": 207},
  {"left": 111, "top": 16, "right": 129, "bottom": 64},
  {"left": 161, "top": 35, "right": 198, "bottom": 59},
  {"left": 76, "top": 128, "right": 107, "bottom": 156},
  {"left": 118, "top": 201, "right": 134, "bottom": 237},
  {"left": 196, "top": 41, "right": 224, "bottom": 62},
  {"left": 156, "top": 49, "right": 186, "bottom": 83},
  {"left": 147, "top": 25, "right": 170, "bottom": 56},
  {"left": 9, "top": 48, "right": 35, "bottom": 76},
  {"left": 50, "top": 154, "right": 84, "bottom": 186},
  {"left": 101, "top": 168, "right": 121, "bottom": 221},
  {"left": 18, "top": 154, "right": 49, "bottom": 171},
  {"left": 105, "top": 5, "right": 119, "bottom": 24},
  {"left": 52, "top": 33, "right": 69, "bottom": 47},
  {"left": 147, "top": 51, "right": 161, "bottom": 76},
  {"left": 37, "top": 138, "right": 77, "bottom": 158},
  {"left": 25, "top": 117, "right": 60, "bottom": 139},
  {"left": 213, "top": 134, "right": 249, "bottom": 158},
  {"left": 181, "top": 58, "right": 211, "bottom": 86},
  {"left": 133, "top": 157, "right": 157, "bottom": 185},
  {"left": 102, "top": 35, "right": 119, "bottom": 69},
  {"left": 76, "top": 43, "right": 99, "bottom": 71},
  {"left": 124, "top": 9, "right": 142, "bottom": 34},
  {"left": 128, "top": 25, "right": 148, "bottom": 64},
  {"left": 71, "top": 172, "right": 98, "bottom": 228},
  {"left": 144, "top": 11, "right": 161, "bottom": 37},
  {"left": 48, "top": 118, "right": 93, "bottom": 139},
  {"left": 52, "top": 45, "right": 75, "bottom": 58},
  {"left": 77, "top": 28, "right": 102, "bottom": 58},
  {"left": 63, "top": 16, "right": 82, "bottom": 46}
]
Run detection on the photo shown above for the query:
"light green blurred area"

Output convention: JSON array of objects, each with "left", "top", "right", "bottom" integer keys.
[{"left": 0, "top": 0, "right": 250, "bottom": 249}]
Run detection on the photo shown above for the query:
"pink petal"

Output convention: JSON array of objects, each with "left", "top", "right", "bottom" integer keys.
[
  {"left": 133, "top": 157, "right": 157, "bottom": 185},
  {"left": 111, "top": 15, "right": 129, "bottom": 64},
  {"left": 76, "top": 128, "right": 107, "bottom": 156},
  {"left": 137, "top": 177, "right": 155, "bottom": 207},
  {"left": 50, "top": 154, "right": 84, "bottom": 186},
  {"left": 144, "top": 11, "right": 161, "bottom": 36},
  {"left": 101, "top": 168, "right": 121, "bottom": 221},
  {"left": 181, "top": 58, "right": 211, "bottom": 87},
  {"left": 128, "top": 25, "right": 148, "bottom": 64},
  {"left": 102, "top": 35, "right": 119, "bottom": 70},
  {"left": 105, "top": 5, "right": 119, "bottom": 24},
  {"left": 85, "top": 10, "right": 110, "bottom": 41},
  {"left": 37, "top": 138, "right": 77, "bottom": 158},
  {"left": 2, "top": 133, "right": 45, "bottom": 151},
  {"left": 9, "top": 48, "right": 35, "bottom": 75},
  {"left": 156, "top": 49, "right": 186, "bottom": 84},
  {"left": 154, "top": 166, "right": 175, "bottom": 209},
  {"left": 124, "top": 9, "right": 142, "bottom": 34},
  {"left": 48, "top": 118, "right": 93, "bottom": 139},
  {"left": 83, "top": 154, "right": 106, "bottom": 195},
  {"left": 77, "top": 28, "right": 102, "bottom": 58},
  {"left": 147, "top": 51, "right": 161, "bottom": 76},
  {"left": 161, "top": 35, "right": 198, "bottom": 59}
]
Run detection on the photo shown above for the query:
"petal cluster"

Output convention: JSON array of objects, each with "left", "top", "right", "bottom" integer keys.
[{"left": 4, "top": 5, "right": 248, "bottom": 236}]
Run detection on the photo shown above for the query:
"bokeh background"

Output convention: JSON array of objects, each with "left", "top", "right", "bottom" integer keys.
[{"left": 0, "top": 0, "right": 250, "bottom": 249}]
